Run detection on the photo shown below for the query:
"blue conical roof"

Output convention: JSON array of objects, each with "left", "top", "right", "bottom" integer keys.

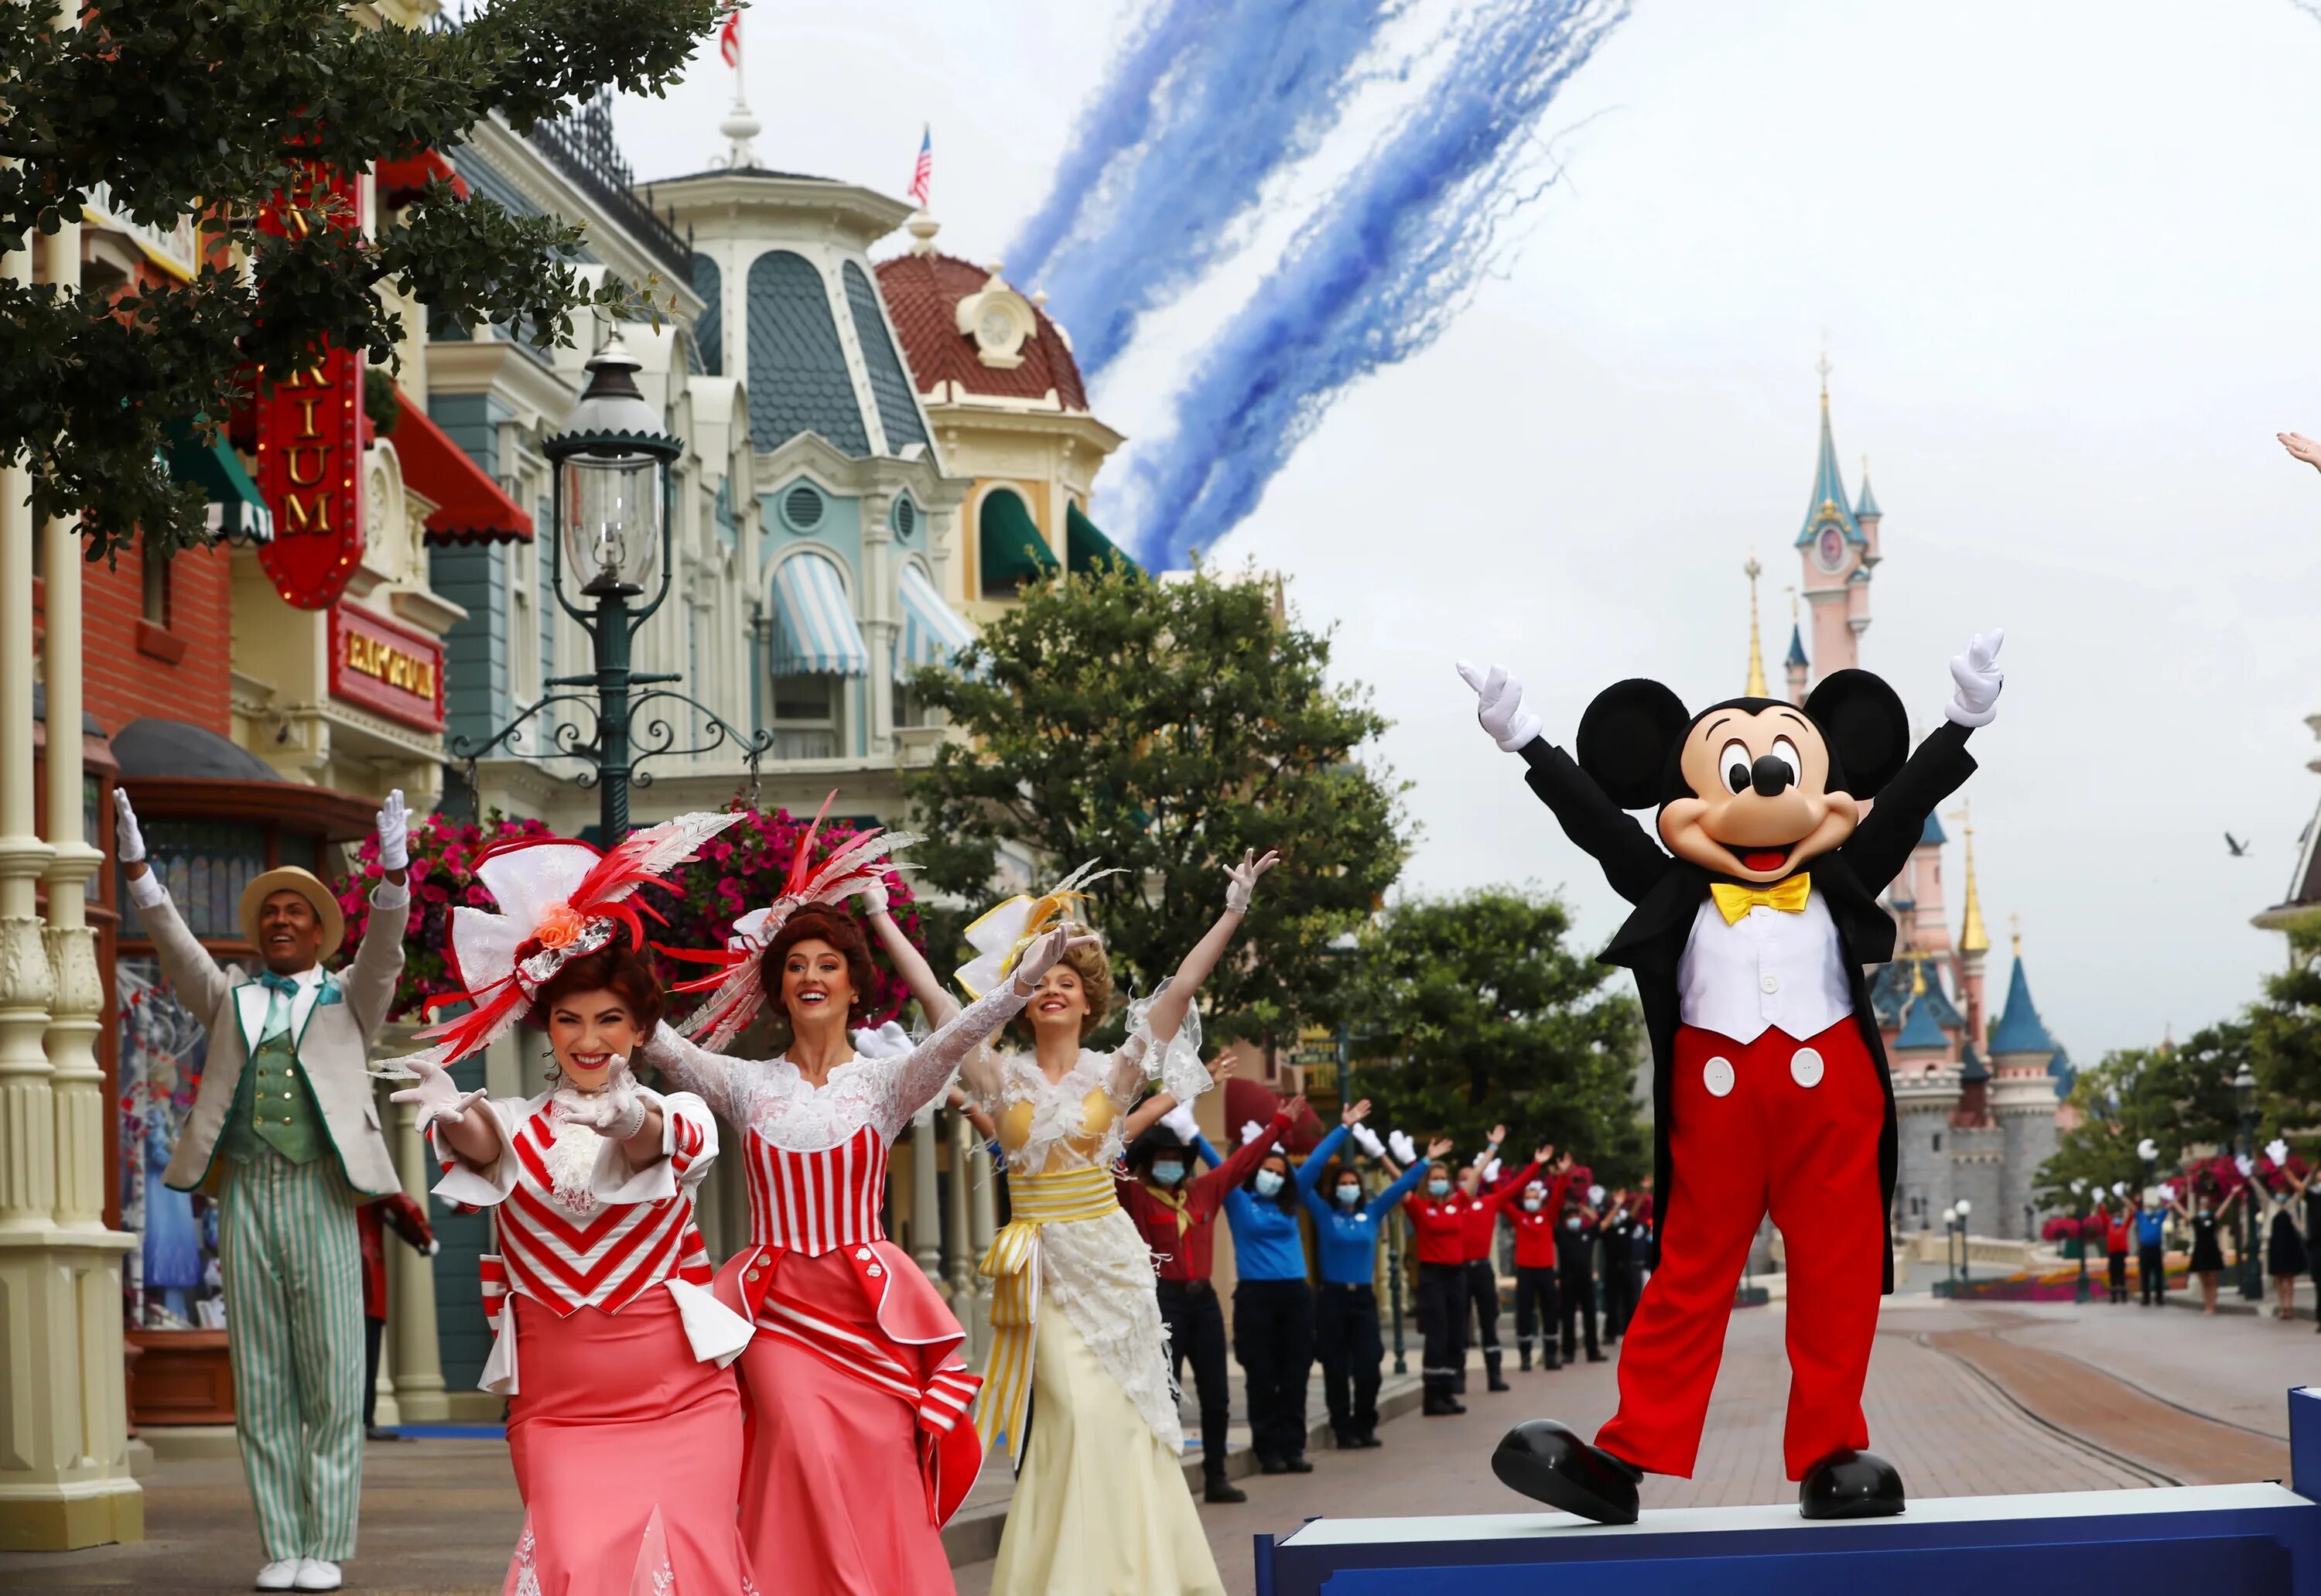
[
  {"left": 1920, "top": 812, "right": 1947, "bottom": 847},
  {"left": 1785, "top": 622, "right": 1809, "bottom": 671},
  {"left": 1959, "top": 1041, "right": 1989, "bottom": 1083},
  {"left": 1794, "top": 391, "right": 1863, "bottom": 549},
  {"left": 1854, "top": 464, "right": 1882, "bottom": 520},
  {"left": 1896, "top": 995, "right": 1950, "bottom": 1052},
  {"left": 1989, "top": 956, "right": 2056, "bottom": 1057}
]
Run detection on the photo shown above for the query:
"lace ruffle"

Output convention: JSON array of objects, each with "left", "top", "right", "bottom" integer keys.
[
  {"left": 1039, "top": 1208, "right": 1184, "bottom": 1452},
  {"left": 1122, "top": 983, "right": 1208, "bottom": 1106}
]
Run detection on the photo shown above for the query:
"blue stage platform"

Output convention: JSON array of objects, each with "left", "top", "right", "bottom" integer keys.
[{"left": 1255, "top": 1388, "right": 2321, "bottom": 1596}]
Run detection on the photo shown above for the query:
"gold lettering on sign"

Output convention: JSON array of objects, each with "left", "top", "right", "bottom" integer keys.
[
  {"left": 282, "top": 490, "right": 332, "bottom": 533},
  {"left": 344, "top": 631, "right": 437, "bottom": 701}
]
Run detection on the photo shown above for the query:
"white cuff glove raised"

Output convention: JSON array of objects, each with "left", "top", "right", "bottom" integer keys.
[
  {"left": 1482, "top": 1157, "right": 1502, "bottom": 1183},
  {"left": 1944, "top": 630, "right": 2005, "bottom": 728},
  {"left": 376, "top": 788, "right": 410, "bottom": 872},
  {"left": 853, "top": 876, "right": 891, "bottom": 916},
  {"left": 389, "top": 1060, "right": 489, "bottom": 1137},
  {"left": 1240, "top": 1119, "right": 1267, "bottom": 1150},
  {"left": 1158, "top": 1101, "right": 1200, "bottom": 1146},
  {"left": 1010, "top": 925, "right": 1089, "bottom": 995},
  {"left": 1351, "top": 1123, "right": 1386, "bottom": 1160},
  {"left": 2268, "top": 1137, "right": 2292, "bottom": 1169},
  {"left": 112, "top": 790, "right": 148, "bottom": 864},
  {"left": 1387, "top": 1130, "right": 1418, "bottom": 1166},
  {"left": 1456, "top": 661, "right": 1542, "bottom": 752},
  {"left": 1222, "top": 849, "right": 1280, "bottom": 916}
]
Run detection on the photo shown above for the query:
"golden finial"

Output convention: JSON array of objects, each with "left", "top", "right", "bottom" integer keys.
[
  {"left": 1953, "top": 799, "right": 1988, "bottom": 955},
  {"left": 1743, "top": 552, "right": 1768, "bottom": 697},
  {"left": 2009, "top": 911, "right": 2022, "bottom": 959},
  {"left": 1817, "top": 347, "right": 1831, "bottom": 400},
  {"left": 1910, "top": 958, "right": 1928, "bottom": 996}
]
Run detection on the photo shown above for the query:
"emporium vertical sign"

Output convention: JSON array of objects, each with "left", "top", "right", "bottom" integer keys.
[{"left": 254, "top": 163, "right": 365, "bottom": 610}]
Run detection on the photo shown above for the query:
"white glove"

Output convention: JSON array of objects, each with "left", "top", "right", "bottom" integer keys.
[
  {"left": 2268, "top": 1137, "right": 2292, "bottom": 1168},
  {"left": 113, "top": 789, "right": 148, "bottom": 864},
  {"left": 2113, "top": 1180, "right": 2131, "bottom": 1197},
  {"left": 2159, "top": 1181, "right": 2177, "bottom": 1202},
  {"left": 2237, "top": 1154, "right": 2256, "bottom": 1178},
  {"left": 1482, "top": 1157, "right": 1502, "bottom": 1184},
  {"left": 1159, "top": 1101, "right": 1200, "bottom": 1145},
  {"left": 2137, "top": 1137, "right": 2158, "bottom": 1160},
  {"left": 1010, "top": 925, "right": 1085, "bottom": 993},
  {"left": 1588, "top": 1183, "right": 1607, "bottom": 1206},
  {"left": 1351, "top": 1123, "right": 1386, "bottom": 1160},
  {"left": 1943, "top": 630, "right": 2005, "bottom": 728},
  {"left": 1388, "top": 1130, "right": 1418, "bottom": 1165},
  {"left": 389, "top": 1059, "right": 489, "bottom": 1136},
  {"left": 1222, "top": 849, "right": 1280, "bottom": 916},
  {"left": 1240, "top": 1119, "right": 1266, "bottom": 1149},
  {"left": 376, "top": 788, "right": 410, "bottom": 872},
  {"left": 1456, "top": 660, "right": 1543, "bottom": 752},
  {"left": 581, "top": 1061, "right": 648, "bottom": 1140},
  {"left": 853, "top": 876, "right": 890, "bottom": 915}
]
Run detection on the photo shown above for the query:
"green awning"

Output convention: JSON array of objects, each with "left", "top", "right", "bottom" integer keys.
[
  {"left": 979, "top": 490, "right": 1059, "bottom": 595},
  {"left": 1065, "top": 502, "right": 1139, "bottom": 575},
  {"left": 163, "top": 422, "right": 273, "bottom": 544}
]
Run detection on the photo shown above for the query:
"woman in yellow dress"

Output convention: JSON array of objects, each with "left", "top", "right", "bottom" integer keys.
[{"left": 860, "top": 853, "right": 1279, "bottom": 1595}]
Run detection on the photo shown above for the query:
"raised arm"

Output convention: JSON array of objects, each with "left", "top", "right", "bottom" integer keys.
[
  {"left": 1300, "top": 1122, "right": 1354, "bottom": 1195},
  {"left": 884, "top": 926, "right": 1084, "bottom": 1131},
  {"left": 342, "top": 790, "right": 413, "bottom": 1039},
  {"left": 1191, "top": 1106, "right": 1297, "bottom": 1217},
  {"left": 1130, "top": 850, "right": 1281, "bottom": 1057},
  {"left": 1844, "top": 634, "right": 2001, "bottom": 887},
  {"left": 860, "top": 881, "right": 960, "bottom": 1028},
  {"left": 113, "top": 791, "right": 231, "bottom": 1017},
  {"left": 641, "top": 1020, "right": 749, "bottom": 1126},
  {"left": 1376, "top": 1157, "right": 1430, "bottom": 1212}
]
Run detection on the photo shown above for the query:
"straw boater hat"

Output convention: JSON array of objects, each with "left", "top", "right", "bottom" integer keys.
[{"left": 238, "top": 867, "right": 346, "bottom": 962}]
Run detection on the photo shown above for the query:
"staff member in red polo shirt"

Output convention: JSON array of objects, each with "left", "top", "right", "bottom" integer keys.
[
  {"left": 1457, "top": 1131, "right": 1557, "bottom": 1395},
  {"left": 1409, "top": 1132, "right": 1555, "bottom": 1415},
  {"left": 1118, "top": 1101, "right": 1300, "bottom": 1503},
  {"left": 1509, "top": 1163, "right": 1580, "bottom": 1372}
]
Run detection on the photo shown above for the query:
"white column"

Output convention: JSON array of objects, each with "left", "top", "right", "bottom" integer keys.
[
  {"left": 387, "top": 1088, "right": 450, "bottom": 1422},
  {"left": 943, "top": 1108, "right": 973, "bottom": 1304},
  {"left": 963, "top": 1112, "right": 996, "bottom": 1364},
  {"left": 860, "top": 491, "right": 895, "bottom": 756},
  {"left": 910, "top": 1102, "right": 942, "bottom": 1289}
]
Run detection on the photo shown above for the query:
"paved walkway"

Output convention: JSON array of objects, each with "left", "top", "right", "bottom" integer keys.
[{"left": 8, "top": 1293, "right": 2311, "bottom": 1594}]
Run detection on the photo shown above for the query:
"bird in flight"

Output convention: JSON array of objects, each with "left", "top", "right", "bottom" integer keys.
[{"left": 2225, "top": 832, "right": 2251, "bottom": 858}]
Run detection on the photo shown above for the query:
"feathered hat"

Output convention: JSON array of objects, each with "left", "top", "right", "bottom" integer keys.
[
  {"left": 955, "top": 860, "right": 1121, "bottom": 999},
  {"left": 371, "top": 811, "right": 743, "bottom": 1077},
  {"left": 661, "top": 792, "right": 918, "bottom": 1049}
]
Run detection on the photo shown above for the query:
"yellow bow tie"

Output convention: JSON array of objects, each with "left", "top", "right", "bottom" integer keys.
[{"left": 1709, "top": 873, "right": 1812, "bottom": 925}]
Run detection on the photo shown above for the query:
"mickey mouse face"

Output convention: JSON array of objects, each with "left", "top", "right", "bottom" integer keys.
[
  {"left": 1661, "top": 703, "right": 1857, "bottom": 883},
  {"left": 1576, "top": 669, "right": 1911, "bottom": 885}
]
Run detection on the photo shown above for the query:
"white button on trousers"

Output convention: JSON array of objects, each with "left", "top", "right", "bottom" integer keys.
[
  {"left": 1790, "top": 1047, "right": 1825, "bottom": 1088},
  {"left": 1704, "top": 1056, "right": 1736, "bottom": 1098}
]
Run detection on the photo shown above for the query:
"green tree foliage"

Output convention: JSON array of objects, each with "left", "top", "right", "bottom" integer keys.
[
  {"left": 2251, "top": 914, "right": 2321, "bottom": 1136},
  {"left": 2036, "top": 1020, "right": 2251, "bottom": 1205},
  {"left": 0, "top": 0, "right": 720, "bottom": 561},
  {"left": 1338, "top": 889, "right": 1648, "bottom": 1181},
  {"left": 904, "top": 565, "right": 1407, "bottom": 1057}
]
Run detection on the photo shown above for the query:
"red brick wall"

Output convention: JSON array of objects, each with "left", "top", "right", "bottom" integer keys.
[{"left": 36, "top": 538, "right": 233, "bottom": 737}]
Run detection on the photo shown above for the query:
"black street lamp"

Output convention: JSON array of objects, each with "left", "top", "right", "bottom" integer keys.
[
  {"left": 452, "top": 336, "right": 771, "bottom": 839},
  {"left": 2235, "top": 1061, "right": 2264, "bottom": 1302},
  {"left": 2071, "top": 1178, "right": 2090, "bottom": 1304}
]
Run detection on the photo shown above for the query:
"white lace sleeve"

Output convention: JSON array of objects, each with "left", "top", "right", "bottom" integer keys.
[
  {"left": 1121, "top": 983, "right": 1209, "bottom": 1106},
  {"left": 875, "top": 979, "right": 1032, "bottom": 1140},
  {"left": 643, "top": 1020, "right": 748, "bottom": 1126},
  {"left": 429, "top": 1098, "right": 527, "bottom": 1208}
]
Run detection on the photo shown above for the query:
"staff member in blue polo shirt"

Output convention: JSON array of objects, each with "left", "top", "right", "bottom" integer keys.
[
  {"left": 1302, "top": 1106, "right": 1435, "bottom": 1449},
  {"left": 1196, "top": 1103, "right": 1338, "bottom": 1476}
]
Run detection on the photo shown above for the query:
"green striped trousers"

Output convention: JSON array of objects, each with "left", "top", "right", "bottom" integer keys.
[{"left": 220, "top": 1150, "right": 366, "bottom": 1561}]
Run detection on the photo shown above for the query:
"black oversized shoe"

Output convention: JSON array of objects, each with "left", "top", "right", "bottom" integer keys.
[
  {"left": 1204, "top": 1473, "right": 1247, "bottom": 1505},
  {"left": 1798, "top": 1449, "right": 1906, "bottom": 1520},
  {"left": 1490, "top": 1420, "right": 1642, "bottom": 1525}
]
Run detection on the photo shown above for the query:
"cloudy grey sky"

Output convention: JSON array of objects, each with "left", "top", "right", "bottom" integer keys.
[{"left": 617, "top": 0, "right": 2321, "bottom": 1063}]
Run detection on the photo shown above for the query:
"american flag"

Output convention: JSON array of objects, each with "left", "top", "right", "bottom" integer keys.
[
  {"left": 907, "top": 125, "right": 931, "bottom": 209},
  {"left": 718, "top": 5, "right": 742, "bottom": 68}
]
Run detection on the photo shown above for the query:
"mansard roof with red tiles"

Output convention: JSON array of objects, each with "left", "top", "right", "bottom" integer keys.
[{"left": 873, "top": 249, "right": 1091, "bottom": 412}]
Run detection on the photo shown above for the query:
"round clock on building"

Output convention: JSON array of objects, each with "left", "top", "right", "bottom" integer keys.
[{"left": 1817, "top": 525, "right": 1846, "bottom": 572}]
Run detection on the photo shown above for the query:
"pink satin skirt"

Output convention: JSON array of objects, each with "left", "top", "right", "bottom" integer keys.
[
  {"left": 739, "top": 1248, "right": 958, "bottom": 1595},
  {"left": 501, "top": 1290, "right": 754, "bottom": 1595}
]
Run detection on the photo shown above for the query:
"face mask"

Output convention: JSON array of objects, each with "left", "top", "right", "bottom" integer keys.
[
  {"left": 2199, "top": 1206, "right": 2212, "bottom": 1217},
  {"left": 1427, "top": 1180, "right": 1451, "bottom": 1199},
  {"left": 1522, "top": 1198, "right": 1543, "bottom": 1212},
  {"left": 1254, "top": 1170, "right": 1286, "bottom": 1198},
  {"left": 1335, "top": 1185, "right": 1362, "bottom": 1208},
  {"left": 1565, "top": 1217, "right": 1582, "bottom": 1230},
  {"left": 1152, "top": 1161, "right": 1185, "bottom": 1186}
]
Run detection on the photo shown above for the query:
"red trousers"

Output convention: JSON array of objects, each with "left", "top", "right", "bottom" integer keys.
[{"left": 1594, "top": 1017, "right": 1884, "bottom": 1481}]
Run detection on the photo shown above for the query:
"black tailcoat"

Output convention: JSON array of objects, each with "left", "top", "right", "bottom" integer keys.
[{"left": 1517, "top": 720, "right": 1977, "bottom": 1293}]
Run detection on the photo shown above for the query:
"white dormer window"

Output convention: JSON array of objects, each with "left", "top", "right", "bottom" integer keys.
[{"left": 956, "top": 262, "right": 1036, "bottom": 369}]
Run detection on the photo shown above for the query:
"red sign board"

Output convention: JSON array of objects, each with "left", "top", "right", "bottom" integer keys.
[
  {"left": 255, "top": 166, "right": 365, "bottom": 610},
  {"left": 329, "top": 604, "right": 445, "bottom": 733}
]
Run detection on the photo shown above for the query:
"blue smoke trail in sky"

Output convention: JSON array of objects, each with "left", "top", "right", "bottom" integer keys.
[
  {"left": 1011, "top": 0, "right": 1407, "bottom": 379},
  {"left": 1120, "top": 0, "right": 1629, "bottom": 568}
]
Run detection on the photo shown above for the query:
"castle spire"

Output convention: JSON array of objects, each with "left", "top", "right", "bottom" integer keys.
[
  {"left": 1957, "top": 799, "right": 1988, "bottom": 955},
  {"left": 1744, "top": 553, "right": 1768, "bottom": 697},
  {"left": 1795, "top": 369, "right": 1861, "bottom": 549}
]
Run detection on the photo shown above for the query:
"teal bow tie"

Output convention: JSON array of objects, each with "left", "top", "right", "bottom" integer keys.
[{"left": 258, "top": 971, "right": 301, "bottom": 997}]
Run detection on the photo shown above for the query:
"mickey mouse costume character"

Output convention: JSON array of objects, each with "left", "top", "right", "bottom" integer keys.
[{"left": 1461, "top": 630, "right": 2005, "bottom": 1525}]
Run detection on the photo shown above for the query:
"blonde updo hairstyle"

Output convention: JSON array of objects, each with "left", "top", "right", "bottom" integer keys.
[{"left": 1010, "top": 922, "right": 1113, "bottom": 1042}]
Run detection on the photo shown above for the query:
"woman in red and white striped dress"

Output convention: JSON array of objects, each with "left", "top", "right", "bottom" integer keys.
[
  {"left": 648, "top": 904, "right": 1083, "bottom": 1595},
  {"left": 385, "top": 818, "right": 758, "bottom": 1595}
]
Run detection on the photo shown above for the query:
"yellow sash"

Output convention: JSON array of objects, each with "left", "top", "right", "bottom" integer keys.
[{"left": 972, "top": 1164, "right": 1120, "bottom": 1466}]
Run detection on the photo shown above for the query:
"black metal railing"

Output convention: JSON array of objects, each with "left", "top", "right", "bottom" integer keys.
[{"left": 527, "top": 94, "right": 694, "bottom": 282}]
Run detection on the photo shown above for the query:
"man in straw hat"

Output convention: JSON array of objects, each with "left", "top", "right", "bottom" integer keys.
[{"left": 114, "top": 788, "right": 411, "bottom": 1594}]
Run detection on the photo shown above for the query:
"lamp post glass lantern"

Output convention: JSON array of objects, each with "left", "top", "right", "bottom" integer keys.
[{"left": 450, "top": 333, "right": 771, "bottom": 840}]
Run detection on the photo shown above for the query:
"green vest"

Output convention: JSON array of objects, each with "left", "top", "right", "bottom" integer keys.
[{"left": 222, "top": 1018, "right": 324, "bottom": 1167}]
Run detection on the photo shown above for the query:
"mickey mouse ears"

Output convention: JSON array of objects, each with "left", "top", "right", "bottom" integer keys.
[{"left": 1577, "top": 679, "right": 1690, "bottom": 812}]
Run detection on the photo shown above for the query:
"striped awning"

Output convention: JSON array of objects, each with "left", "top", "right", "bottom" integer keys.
[
  {"left": 895, "top": 563, "right": 976, "bottom": 676},
  {"left": 770, "top": 552, "right": 868, "bottom": 677}
]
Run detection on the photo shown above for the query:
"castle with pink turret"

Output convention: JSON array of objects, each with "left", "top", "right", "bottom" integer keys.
[{"left": 1746, "top": 378, "right": 2073, "bottom": 1242}]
